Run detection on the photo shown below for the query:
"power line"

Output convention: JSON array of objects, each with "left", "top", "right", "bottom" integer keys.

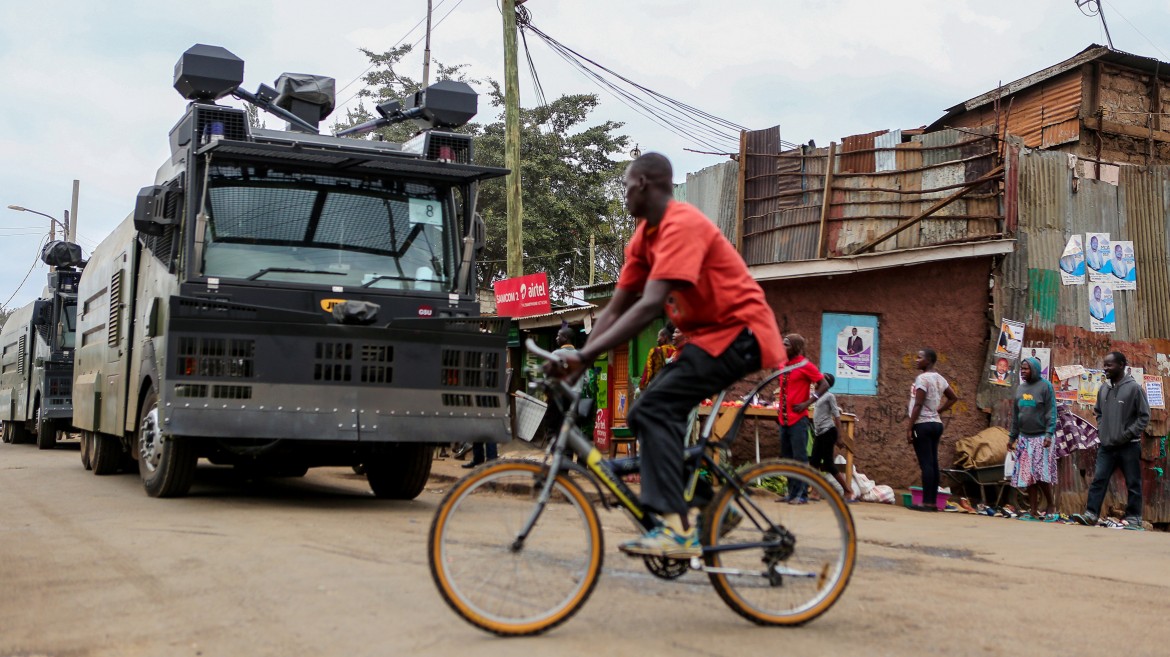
[
  {"left": 1101, "top": 1, "right": 1167, "bottom": 59},
  {"left": 1, "top": 236, "right": 48, "bottom": 311}
]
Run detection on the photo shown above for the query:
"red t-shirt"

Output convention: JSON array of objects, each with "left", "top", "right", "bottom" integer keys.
[
  {"left": 777, "top": 360, "right": 824, "bottom": 426},
  {"left": 616, "top": 201, "right": 784, "bottom": 369}
]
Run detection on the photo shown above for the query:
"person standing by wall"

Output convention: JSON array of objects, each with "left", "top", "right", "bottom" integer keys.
[
  {"left": 1008, "top": 357, "right": 1058, "bottom": 521},
  {"left": 776, "top": 333, "right": 828, "bottom": 504},
  {"left": 1073, "top": 351, "right": 1150, "bottom": 528},
  {"left": 810, "top": 373, "right": 856, "bottom": 502},
  {"left": 639, "top": 324, "right": 676, "bottom": 392},
  {"left": 907, "top": 348, "right": 959, "bottom": 512}
]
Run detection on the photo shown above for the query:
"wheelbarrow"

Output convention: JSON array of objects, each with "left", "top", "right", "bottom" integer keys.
[{"left": 941, "top": 464, "right": 1014, "bottom": 508}]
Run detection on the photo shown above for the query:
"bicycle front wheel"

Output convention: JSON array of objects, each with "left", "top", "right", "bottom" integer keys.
[
  {"left": 702, "top": 460, "right": 856, "bottom": 626},
  {"left": 428, "top": 460, "right": 604, "bottom": 636}
]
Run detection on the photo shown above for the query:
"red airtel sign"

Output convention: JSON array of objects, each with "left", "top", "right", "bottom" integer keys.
[{"left": 493, "top": 272, "right": 551, "bottom": 318}]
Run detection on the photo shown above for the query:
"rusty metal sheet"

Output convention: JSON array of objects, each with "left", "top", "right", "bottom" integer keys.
[
  {"left": 839, "top": 130, "right": 884, "bottom": 174},
  {"left": 947, "top": 70, "right": 1083, "bottom": 148}
]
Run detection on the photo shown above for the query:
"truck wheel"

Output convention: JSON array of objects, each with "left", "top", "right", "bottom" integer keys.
[
  {"left": 10, "top": 420, "right": 33, "bottom": 445},
  {"left": 36, "top": 407, "right": 57, "bottom": 450},
  {"left": 91, "top": 432, "right": 122, "bottom": 475},
  {"left": 365, "top": 443, "right": 433, "bottom": 500},
  {"left": 1, "top": 422, "right": 11, "bottom": 444},
  {"left": 138, "top": 389, "right": 197, "bottom": 498},
  {"left": 80, "top": 431, "right": 93, "bottom": 470}
]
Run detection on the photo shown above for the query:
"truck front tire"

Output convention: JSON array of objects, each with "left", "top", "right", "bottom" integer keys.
[
  {"left": 366, "top": 443, "right": 433, "bottom": 500},
  {"left": 36, "top": 407, "right": 57, "bottom": 450},
  {"left": 91, "top": 432, "right": 122, "bottom": 475},
  {"left": 80, "top": 431, "right": 93, "bottom": 470},
  {"left": 138, "top": 389, "right": 197, "bottom": 498}
]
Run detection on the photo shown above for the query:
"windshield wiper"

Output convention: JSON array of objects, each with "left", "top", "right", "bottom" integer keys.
[
  {"left": 247, "top": 268, "right": 348, "bottom": 281},
  {"left": 361, "top": 274, "right": 414, "bottom": 288}
]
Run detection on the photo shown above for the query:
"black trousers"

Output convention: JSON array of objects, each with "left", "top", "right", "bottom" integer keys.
[
  {"left": 811, "top": 426, "right": 839, "bottom": 474},
  {"left": 627, "top": 329, "right": 760, "bottom": 517},
  {"left": 1086, "top": 441, "right": 1143, "bottom": 518},
  {"left": 912, "top": 422, "right": 944, "bottom": 506}
]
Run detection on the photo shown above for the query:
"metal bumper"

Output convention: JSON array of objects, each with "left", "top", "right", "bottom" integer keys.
[{"left": 161, "top": 382, "right": 509, "bottom": 444}]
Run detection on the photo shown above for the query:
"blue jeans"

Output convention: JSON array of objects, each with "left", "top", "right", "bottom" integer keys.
[
  {"left": 1086, "top": 441, "right": 1143, "bottom": 518},
  {"left": 471, "top": 442, "right": 498, "bottom": 465},
  {"left": 779, "top": 417, "right": 810, "bottom": 500}
]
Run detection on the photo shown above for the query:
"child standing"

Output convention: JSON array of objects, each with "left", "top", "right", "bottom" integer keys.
[{"left": 811, "top": 374, "right": 856, "bottom": 502}]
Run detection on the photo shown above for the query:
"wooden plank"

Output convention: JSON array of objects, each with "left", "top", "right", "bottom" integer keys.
[
  {"left": 849, "top": 164, "right": 1004, "bottom": 255},
  {"left": 816, "top": 142, "right": 837, "bottom": 259},
  {"left": 1084, "top": 117, "right": 1170, "bottom": 143},
  {"left": 735, "top": 130, "right": 747, "bottom": 253}
]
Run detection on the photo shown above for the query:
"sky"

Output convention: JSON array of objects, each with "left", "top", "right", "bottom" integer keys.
[{"left": 1, "top": 0, "right": 1168, "bottom": 310}]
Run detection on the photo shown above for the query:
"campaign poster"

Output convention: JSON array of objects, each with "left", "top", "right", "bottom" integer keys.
[
  {"left": 1054, "top": 376, "right": 1079, "bottom": 402},
  {"left": 1058, "top": 235, "right": 1085, "bottom": 285},
  {"left": 993, "top": 319, "right": 1025, "bottom": 360},
  {"left": 1144, "top": 374, "right": 1165, "bottom": 410},
  {"left": 1078, "top": 369, "right": 1106, "bottom": 405},
  {"left": 1020, "top": 347, "right": 1051, "bottom": 381},
  {"left": 835, "top": 326, "right": 874, "bottom": 379},
  {"left": 1109, "top": 240, "right": 1136, "bottom": 291},
  {"left": 990, "top": 356, "right": 1015, "bottom": 387},
  {"left": 1085, "top": 233, "right": 1112, "bottom": 282},
  {"left": 1088, "top": 282, "right": 1115, "bottom": 333}
]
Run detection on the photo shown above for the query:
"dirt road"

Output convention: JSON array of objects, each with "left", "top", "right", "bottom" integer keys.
[{"left": 1, "top": 443, "right": 1166, "bottom": 657}]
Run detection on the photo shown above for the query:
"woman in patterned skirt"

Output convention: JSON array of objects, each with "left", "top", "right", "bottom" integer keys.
[{"left": 1008, "top": 357, "right": 1058, "bottom": 521}]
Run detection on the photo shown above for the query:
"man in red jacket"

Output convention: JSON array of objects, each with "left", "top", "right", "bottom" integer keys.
[{"left": 553, "top": 152, "right": 784, "bottom": 558}]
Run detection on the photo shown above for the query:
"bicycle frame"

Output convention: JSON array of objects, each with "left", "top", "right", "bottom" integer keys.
[{"left": 515, "top": 340, "right": 794, "bottom": 558}]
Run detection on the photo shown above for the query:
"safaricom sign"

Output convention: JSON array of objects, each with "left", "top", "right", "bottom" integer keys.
[{"left": 493, "top": 272, "right": 552, "bottom": 318}]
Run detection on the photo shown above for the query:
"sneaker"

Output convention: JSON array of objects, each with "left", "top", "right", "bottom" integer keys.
[
  {"left": 956, "top": 497, "right": 977, "bottom": 514},
  {"left": 1042, "top": 513, "right": 1063, "bottom": 523},
  {"left": 1001, "top": 504, "right": 1019, "bottom": 518},
  {"left": 1123, "top": 516, "right": 1146, "bottom": 531},
  {"left": 619, "top": 526, "right": 701, "bottom": 559},
  {"left": 719, "top": 507, "right": 745, "bottom": 537},
  {"left": 788, "top": 498, "right": 808, "bottom": 505},
  {"left": 1072, "top": 511, "right": 1099, "bottom": 526},
  {"left": 979, "top": 506, "right": 998, "bottom": 517},
  {"left": 943, "top": 503, "right": 960, "bottom": 513},
  {"left": 1018, "top": 513, "right": 1040, "bottom": 522}
]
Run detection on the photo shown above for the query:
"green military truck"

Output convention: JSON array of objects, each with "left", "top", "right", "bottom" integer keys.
[{"left": 73, "top": 44, "right": 510, "bottom": 498}]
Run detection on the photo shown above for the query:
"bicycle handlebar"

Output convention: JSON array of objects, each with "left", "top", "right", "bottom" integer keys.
[{"left": 525, "top": 338, "right": 568, "bottom": 370}]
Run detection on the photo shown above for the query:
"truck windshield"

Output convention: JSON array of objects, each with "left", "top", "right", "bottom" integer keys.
[
  {"left": 60, "top": 303, "right": 77, "bottom": 349},
  {"left": 202, "top": 162, "right": 455, "bottom": 291}
]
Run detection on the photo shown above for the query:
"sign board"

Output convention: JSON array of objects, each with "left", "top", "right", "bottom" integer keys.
[{"left": 493, "top": 272, "right": 551, "bottom": 318}]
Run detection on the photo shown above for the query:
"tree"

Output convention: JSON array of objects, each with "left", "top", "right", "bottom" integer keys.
[
  {"left": 332, "top": 47, "right": 631, "bottom": 302},
  {"left": 0, "top": 306, "right": 11, "bottom": 331}
]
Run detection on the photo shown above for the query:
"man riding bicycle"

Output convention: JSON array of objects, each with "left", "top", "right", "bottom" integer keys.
[{"left": 552, "top": 152, "right": 784, "bottom": 559}]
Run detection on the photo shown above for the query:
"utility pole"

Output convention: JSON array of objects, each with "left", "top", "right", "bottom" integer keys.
[
  {"left": 588, "top": 233, "right": 595, "bottom": 286},
  {"left": 422, "top": 0, "right": 433, "bottom": 87},
  {"left": 69, "top": 179, "right": 79, "bottom": 243},
  {"left": 502, "top": 0, "right": 525, "bottom": 277}
]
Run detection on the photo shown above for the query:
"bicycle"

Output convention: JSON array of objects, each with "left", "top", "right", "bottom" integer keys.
[{"left": 428, "top": 339, "right": 856, "bottom": 636}]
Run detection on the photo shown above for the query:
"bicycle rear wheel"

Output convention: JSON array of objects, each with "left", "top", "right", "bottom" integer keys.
[
  {"left": 702, "top": 459, "right": 855, "bottom": 626},
  {"left": 428, "top": 460, "right": 604, "bottom": 636}
]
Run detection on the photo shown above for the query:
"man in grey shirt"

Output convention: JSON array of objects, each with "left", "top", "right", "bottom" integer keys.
[{"left": 1073, "top": 351, "right": 1151, "bottom": 528}]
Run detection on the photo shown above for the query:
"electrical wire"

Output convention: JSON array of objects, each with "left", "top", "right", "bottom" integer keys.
[
  {"left": 1, "top": 236, "right": 48, "bottom": 311},
  {"left": 1101, "top": 1, "right": 1167, "bottom": 59}
]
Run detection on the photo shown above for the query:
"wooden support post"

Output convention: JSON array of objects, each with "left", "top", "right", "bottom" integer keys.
[
  {"left": 849, "top": 164, "right": 1004, "bottom": 256},
  {"left": 502, "top": 0, "right": 524, "bottom": 277},
  {"left": 734, "top": 130, "right": 747, "bottom": 253},
  {"left": 816, "top": 141, "right": 837, "bottom": 259}
]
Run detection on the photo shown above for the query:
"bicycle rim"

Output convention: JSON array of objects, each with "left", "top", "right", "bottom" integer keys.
[
  {"left": 428, "top": 460, "right": 604, "bottom": 636},
  {"left": 702, "top": 460, "right": 855, "bottom": 626}
]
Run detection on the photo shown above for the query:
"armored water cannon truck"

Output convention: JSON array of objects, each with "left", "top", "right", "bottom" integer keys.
[
  {"left": 73, "top": 44, "right": 510, "bottom": 497},
  {"left": 0, "top": 241, "right": 83, "bottom": 449}
]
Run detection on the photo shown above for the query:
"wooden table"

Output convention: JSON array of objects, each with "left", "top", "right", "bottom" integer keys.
[{"left": 696, "top": 406, "right": 857, "bottom": 472}]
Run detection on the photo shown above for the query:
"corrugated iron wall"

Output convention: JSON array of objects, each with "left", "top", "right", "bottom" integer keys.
[
  {"left": 683, "top": 160, "right": 738, "bottom": 242},
  {"left": 741, "top": 127, "right": 1002, "bottom": 264},
  {"left": 985, "top": 148, "right": 1170, "bottom": 521},
  {"left": 947, "top": 69, "right": 1083, "bottom": 149}
]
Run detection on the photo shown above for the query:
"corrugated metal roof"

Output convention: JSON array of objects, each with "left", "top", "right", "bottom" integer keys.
[
  {"left": 683, "top": 160, "right": 738, "bottom": 242},
  {"left": 943, "top": 70, "right": 1082, "bottom": 149}
]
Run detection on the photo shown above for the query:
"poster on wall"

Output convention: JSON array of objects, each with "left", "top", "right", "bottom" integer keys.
[
  {"left": 1088, "top": 282, "right": 1116, "bottom": 332},
  {"left": 835, "top": 326, "right": 874, "bottom": 379},
  {"left": 1020, "top": 347, "right": 1051, "bottom": 381},
  {"left": 1085, "top": 233, "right": 1112, "bottom": 282},
  {"left": 1078, "top": 369, "right": 1106, "bottom": 405},
  {"left": 1058, "top": 235, "right": 1086, "bottom": 285},
  {"left": 990, "top": 356, "right": 1015, "bottom": 387},
  {"left": 1053, "top": 364, "right": 1086, "bottom": 402},
  {"left": 994, "top": 319, "right": 1025, "bottom": 360},
  {"left": 1144, "top": 374, "right": 1165, "bottom": 410},
  {"left": 1109, "top": 240, "right": 1137, "bottom": 291}
]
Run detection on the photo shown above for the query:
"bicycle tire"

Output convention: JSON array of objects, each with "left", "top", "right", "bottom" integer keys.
[
  {"left": 428, "top": 460, "right": 604, "bottom": 636},
  {"left": 701, "top": 459, "right": 855, "bottom": 626}
]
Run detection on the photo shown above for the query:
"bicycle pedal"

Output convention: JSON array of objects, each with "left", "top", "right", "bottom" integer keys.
[{"left": 689, "top": 557, "right": 702, "bottom": 570}]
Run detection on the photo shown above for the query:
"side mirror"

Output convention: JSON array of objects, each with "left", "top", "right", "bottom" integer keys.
[
  {"left": 32, "top": 300, "right": 52, "bottom": 327},
  {"left": 134, "top": 185, "right": 180, "bottom": 236},
  {"left": 472, "top": 213, "right": 485, "bottom": 252}
]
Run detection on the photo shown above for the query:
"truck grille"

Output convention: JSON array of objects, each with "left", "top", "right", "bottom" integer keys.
[
  {"left": 313, "top": 342, "right": 395, "bottom": 385},
  {"left": 176, "top": 337, "right": 255, "bottom": 378},
  {"left": 441, "top": 349, "right": 500, "bottom": 388}
]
